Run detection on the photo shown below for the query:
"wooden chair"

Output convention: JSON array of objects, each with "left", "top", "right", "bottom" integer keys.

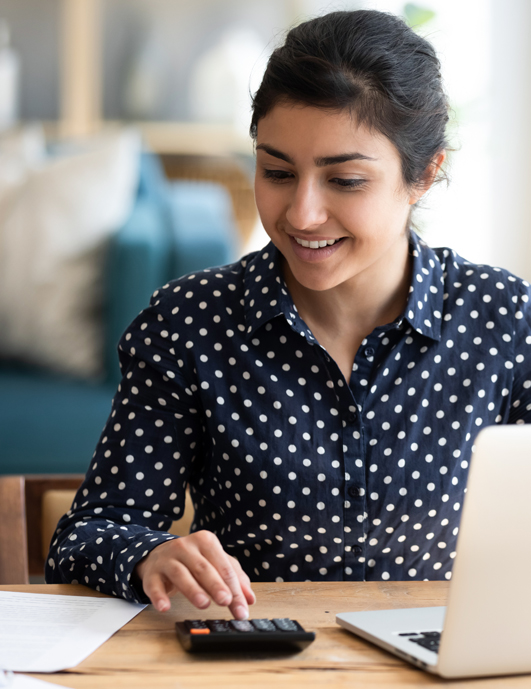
[
  {"left": 0, "top": 474, "right": 195, "bottom": 584},
  {"left": 0, "top": 475, "right": 84, "bottom": 584}
]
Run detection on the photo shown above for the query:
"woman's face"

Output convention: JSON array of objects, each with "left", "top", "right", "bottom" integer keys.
[{"left": 254, "top": 103, "right": 421, "bottom": 294}]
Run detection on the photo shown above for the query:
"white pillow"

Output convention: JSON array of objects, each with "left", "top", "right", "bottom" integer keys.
[{"left": 0, "top": 128, "right": 140, "bottom": 378}]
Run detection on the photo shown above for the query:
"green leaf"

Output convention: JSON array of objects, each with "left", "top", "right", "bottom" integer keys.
[{"left": 403, "top": 3, "right": 436, "bottom": 28}]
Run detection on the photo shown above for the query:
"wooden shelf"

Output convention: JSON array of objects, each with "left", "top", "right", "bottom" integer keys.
[
  {"left": 137, "top": 121, "right": 254, "bottom": 157},
  {"left": 41, "top": 120, "right": 254, "bottom": 157}
]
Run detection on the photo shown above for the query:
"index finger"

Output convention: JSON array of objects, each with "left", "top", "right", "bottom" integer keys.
[{"left": 197, "top": 537, "right": 250, "bottom": 619}]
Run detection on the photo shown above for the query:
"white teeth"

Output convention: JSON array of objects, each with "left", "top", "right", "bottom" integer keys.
[{"left": 294, "top": 237, "right": 341, "bottom": 249}]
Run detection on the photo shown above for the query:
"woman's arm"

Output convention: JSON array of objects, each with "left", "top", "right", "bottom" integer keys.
[{"left": 45, "top": 292, "right": 254, "bottom": 617}]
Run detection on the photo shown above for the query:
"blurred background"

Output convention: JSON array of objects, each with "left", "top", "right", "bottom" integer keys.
[
  {"left": 1, "top": 0, "right": 530, "bottom": 477},
  {"left": 2, "top": 0, "right": 529, "bottom": 264}
]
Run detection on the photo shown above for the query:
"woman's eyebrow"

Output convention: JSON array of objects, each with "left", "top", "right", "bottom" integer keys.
[
  {"left": 256, "top": 144, "right": 293, "bottom": 163},
  {"left": 256, "top": 144, "right": 377, "bottom": 166},
  {"left": 315, "top": 152, "right": 377, "bottom": 166}
]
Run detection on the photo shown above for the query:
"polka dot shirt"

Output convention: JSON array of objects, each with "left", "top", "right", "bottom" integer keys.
[{"left": 46, "top": 232, "right": 531, "bottom": 601}]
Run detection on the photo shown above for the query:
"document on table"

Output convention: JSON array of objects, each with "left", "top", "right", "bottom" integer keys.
[
  {"left": 0, "top": 592, "right": 146, "bottom": 672},
  {"left": 1, "top": 672, "right": 74, "bottom": 689}
]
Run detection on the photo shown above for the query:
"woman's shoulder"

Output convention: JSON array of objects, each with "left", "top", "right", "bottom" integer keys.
[
  {"left": 148, "top": 245, "right": 276, "bottom": 320},
  {"left": 419, "top": 236, "right": 531, "bottom": 305}
]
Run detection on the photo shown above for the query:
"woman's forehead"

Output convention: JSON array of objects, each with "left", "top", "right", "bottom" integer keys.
[{"left": 255, "top": 103, "right": 401, "bottom": 165}]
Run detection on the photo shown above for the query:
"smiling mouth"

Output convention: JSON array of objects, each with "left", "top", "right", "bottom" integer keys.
[{"left": 294, "top": 237, "right": 344, "bottom": 249}]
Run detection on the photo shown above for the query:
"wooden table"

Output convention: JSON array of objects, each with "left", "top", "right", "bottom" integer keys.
[{"left": 3, "top": 582, "right": 531, "bottom": 688}]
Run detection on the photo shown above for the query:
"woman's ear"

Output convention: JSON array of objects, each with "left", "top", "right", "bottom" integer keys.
[{"left": 408, "top": 150, "right": 447, "bottom": 205}]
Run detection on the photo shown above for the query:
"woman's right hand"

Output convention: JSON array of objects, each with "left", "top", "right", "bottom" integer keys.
[{"left": 134, "top": 530, "right": 256, "bottom": 620}]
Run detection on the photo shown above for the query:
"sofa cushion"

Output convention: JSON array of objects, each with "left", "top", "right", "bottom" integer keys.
[
  {"left": 0, "top": 129, "right": 140, "bottom": 379},
  {"left": 0, "top": 364, "right": 116, "bottom": 474},
  {"left": 166, "top": 180, "right": 237, "bottom": 278}
]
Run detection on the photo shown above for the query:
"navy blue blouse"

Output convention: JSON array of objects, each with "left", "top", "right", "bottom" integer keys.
[{"left": 46, "top": 232, "right": 531, "bottom": 602}]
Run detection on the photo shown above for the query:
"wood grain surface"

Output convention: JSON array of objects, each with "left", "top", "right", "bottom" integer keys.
[
  {"left": 3, "top": 582, "right": 531, "bottom": 689},
  {"left": 0, "top": 477, "right": 28, "bottom": 584}
]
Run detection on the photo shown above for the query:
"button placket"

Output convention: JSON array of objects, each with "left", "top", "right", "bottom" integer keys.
[
  {"left": 341, "top": 396, "right": 366, "bottom": 580},
  {"left": 343, "top": 333, "right": 384, "bottom": 578},
  {"left": 305, "top": 344, "right": 358, "bottom": 577},
  {"left": 307, "top": 330, "right": 373, "bottom": 581}
]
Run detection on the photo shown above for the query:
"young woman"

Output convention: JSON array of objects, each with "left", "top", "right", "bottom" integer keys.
[{"left": 47, "top": 10, "right": 531, "bottom": 622}]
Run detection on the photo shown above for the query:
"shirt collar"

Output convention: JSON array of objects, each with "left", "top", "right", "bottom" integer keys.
[
  {"left": 403, "top": 231, "right": 444, "bottom": 342},
  {"left": 243, "top": 233, "right": 444, "bottom": 342},
  {"left": 243, "top": 242, "right": 317, "bottom": 342}
]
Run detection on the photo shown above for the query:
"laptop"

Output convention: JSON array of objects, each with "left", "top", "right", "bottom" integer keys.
[{"left": 336, "top": 424, "right": 531, "bottom": 679}]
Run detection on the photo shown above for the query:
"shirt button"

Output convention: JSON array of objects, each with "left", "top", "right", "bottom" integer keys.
[
  {"left": 347, "top": 485, "right": 363, "bottom": 498},
  {"left": 347, "top": 411, "right": 357, "bottom": 424},
  {"left": 364, "top": 347, "right": 375, "bottom": 357},
  {"left": 352, "top": 545, "right": 363, "bottom": 555}
]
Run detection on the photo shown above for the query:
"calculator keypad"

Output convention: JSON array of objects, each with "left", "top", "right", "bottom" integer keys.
[{"left": 176, "top": 618, "right": 315, "bottom": 652}]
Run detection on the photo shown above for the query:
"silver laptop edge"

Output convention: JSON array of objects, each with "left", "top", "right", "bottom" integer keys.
[{"left": 336, "top": 424, "right": 531, "bottom": 679}]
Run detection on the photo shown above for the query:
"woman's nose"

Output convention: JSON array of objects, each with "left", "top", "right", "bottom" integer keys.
[{"left": 285, "top": 180, "right": 328, "bottom": 230}]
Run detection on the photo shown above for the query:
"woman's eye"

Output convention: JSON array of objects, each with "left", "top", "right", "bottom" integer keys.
[
  {"left": 262, "top": 169, "right": 293, "bottom": 183},
  {"left": 332, "top": 178, "right": 366, "bottom": 189}
]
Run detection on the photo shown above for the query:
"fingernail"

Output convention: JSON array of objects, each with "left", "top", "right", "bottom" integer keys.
[
  {"left": 216, "top": 592, "right": 231, "bottom": 606},
  {"left": 234, "top": 605, "right": 248, "bottom": 620},
  {"left": 194, "top": 594, "right": 210, "bottom": 608},
  {"left": 157, "top": 600, "right": 170, "bottom": 612}
]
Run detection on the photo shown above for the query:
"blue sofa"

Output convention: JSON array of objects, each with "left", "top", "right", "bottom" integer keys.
[{"left": 0, "top": 153, "right": 238, "bottom": 475}]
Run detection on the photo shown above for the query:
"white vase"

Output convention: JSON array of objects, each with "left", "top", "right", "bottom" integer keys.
[{"left": 0, "top": 19, "right": 19, "bottom": 131}]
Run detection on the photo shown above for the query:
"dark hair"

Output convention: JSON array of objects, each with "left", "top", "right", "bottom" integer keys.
[{"left": 250, "top": 10, "right": 449, "bottom": 189}]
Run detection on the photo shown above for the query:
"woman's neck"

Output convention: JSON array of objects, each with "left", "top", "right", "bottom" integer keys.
[{"left": 282, "top": 235, "right": 411, "bottom": 380}]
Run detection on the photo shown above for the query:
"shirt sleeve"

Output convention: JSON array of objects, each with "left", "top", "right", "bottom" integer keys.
[
  {"left": 507, "top": 280, "right": 531, "bottom": 424},
  {"left": 45, "top": 292, "right": 204, "bottom": 602}
]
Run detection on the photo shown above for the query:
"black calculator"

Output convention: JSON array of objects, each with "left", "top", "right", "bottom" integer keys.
[{"left": 175, "top": 618, "right": 315, "bottom": 652}]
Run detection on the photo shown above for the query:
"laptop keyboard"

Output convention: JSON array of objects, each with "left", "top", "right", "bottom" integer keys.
[{"left": 399, "top": 631, "right": 441, "bottom": 653}]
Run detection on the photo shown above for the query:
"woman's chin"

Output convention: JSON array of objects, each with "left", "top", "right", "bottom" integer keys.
[{"left": 284, "top": 262, "right": 350, "bottom": 293}]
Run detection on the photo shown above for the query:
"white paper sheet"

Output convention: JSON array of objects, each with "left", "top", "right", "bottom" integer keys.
[
  {"left": 1, "top": 672, "right": 74, "bottom": 689},
  {"left": 0, "top": 592, "right": 146, "bottom": 672}
]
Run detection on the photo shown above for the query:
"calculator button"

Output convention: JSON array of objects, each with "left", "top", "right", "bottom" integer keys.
[
  {"left": 184, "top": 620, "right": 209, "bottom": 631},
  {"left": 272, "top": 618, "right": 298, "bottom": 632},
  {"left": 229, "top": 620, "right": 255, "bottom": 632},
  {"left": 207, "top": 620, "right": 233, "bottom": 633},
  {"left": 251, "top": 618, "right": 276, "bottom": 632}
]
